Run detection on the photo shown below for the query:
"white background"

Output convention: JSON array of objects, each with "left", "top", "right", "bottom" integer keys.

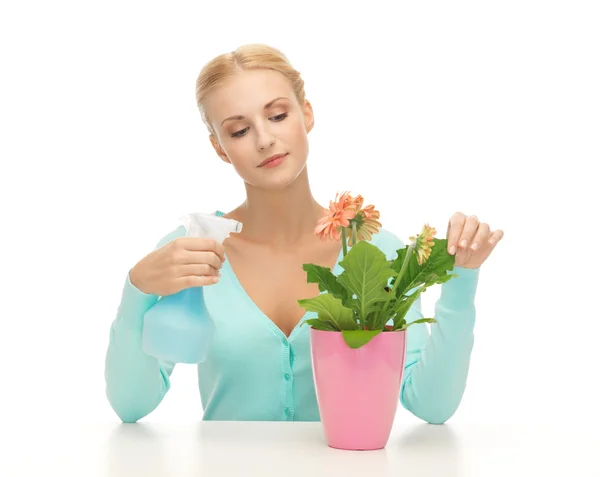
[{"left": 1, "top": 0, "right": 599, "bottom": 451}]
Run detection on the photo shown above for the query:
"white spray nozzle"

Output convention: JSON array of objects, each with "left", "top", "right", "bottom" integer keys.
[{"left": 179, "top": 212, "right": 243, "bottom": 244}]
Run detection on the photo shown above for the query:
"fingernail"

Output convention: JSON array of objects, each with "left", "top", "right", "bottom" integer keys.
[
  {"left": 460, "top": 240, "right": 467, "bottom": 248},
  {"left": 471, "top": 243, "right": 479, "bottom": 251},
  {"left": 213, "top": 276, "right": 220, "bottom": 283},
  {"left": 449, "top": 246, "right": 456, "bottom": 255}
]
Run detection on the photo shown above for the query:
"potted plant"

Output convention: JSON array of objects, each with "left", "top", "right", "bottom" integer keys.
[{"left": 298, "top": 192, "right": 459, "bottom": 451}]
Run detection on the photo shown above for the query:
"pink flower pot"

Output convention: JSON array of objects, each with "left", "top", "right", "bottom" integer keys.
[{"left": 310, "top": 327, "right": 407, "bottom": 451}]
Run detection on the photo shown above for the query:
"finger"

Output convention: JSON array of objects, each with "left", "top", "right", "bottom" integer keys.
[
  {"left": 178, "top": 263, "right": 221, "bottom": 278},
  {"left": 176, "top": 275, "right": 220, "bottom": 290},
  {"left": 470, "top": 223, "right": 490, "bottom": 251},
  {"left": 180, "top": 250, "right": 223, "bottom": 270},
  {"left": 218, "top": 243, "right": 226, "bottom": 261},
  {"left": 488, "top": 229, "right": 504, "bottom": 246},
  {"left": 447, "top": 213, "right": 466, "bottom": 255},
  {"left": 178, "top": 237, "right": 226, "bottom": 262},
  {"left": 458, "top": 215, "right": 480, "bottom": 250}
]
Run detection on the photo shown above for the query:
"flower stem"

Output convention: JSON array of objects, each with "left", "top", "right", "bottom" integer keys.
[
  {"left": 341, "top": 228, "right": 348, "bottom": 257},
  {"left": 352, "top": 221, "right": 357, "bottom": 247},
  {"left": 380, "top": 242, "right": 416, "bottom": 320}
]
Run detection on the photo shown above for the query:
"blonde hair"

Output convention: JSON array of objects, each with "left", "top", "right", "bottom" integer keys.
[{"left": 195, "top": 43, "right": 306, "bottom": 137}]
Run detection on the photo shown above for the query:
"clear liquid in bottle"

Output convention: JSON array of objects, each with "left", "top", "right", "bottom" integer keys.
[{"left": 142, "top": 287, "right": 215, "bottom": 364}]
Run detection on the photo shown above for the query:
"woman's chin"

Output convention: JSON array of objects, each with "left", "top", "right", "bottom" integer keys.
[{"left": 246, "top": 160, "right": 307, "bottom": 189}]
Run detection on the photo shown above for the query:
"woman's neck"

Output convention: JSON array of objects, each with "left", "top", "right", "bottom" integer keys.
[{"left": 231, "top": 167, "right": 327, "bottom": 249}]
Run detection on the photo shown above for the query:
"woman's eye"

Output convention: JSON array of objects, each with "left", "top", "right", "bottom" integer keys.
[
  {"left": 230, "top": 113, "right": 288, "bottom": 138},
  {"left": 231, "top": 128, "right": 248, "bottom": 138}
]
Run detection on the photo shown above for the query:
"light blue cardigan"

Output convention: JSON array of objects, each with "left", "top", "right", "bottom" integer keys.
[{"left": 105, "top": 211, "right": 480, "bottom": 423}]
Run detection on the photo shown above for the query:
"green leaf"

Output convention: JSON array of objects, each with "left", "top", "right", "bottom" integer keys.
[
  {"left": 297, "top": 294, "right": 358, "bottom": 330},
  {"left": 364, "top": 309, "right": 378, "bottom": 330},
  {"left": 302, "top": 263, "right": 348, "bottom": 303},
  {"left": 391, "top": 286, "right": 426, "bottom": 330},
  {"left": 366, "top": 290, "right": 396, "bottom": 330},
  {"left": 302, "top": 318, "right": 338, "bottom": 331},
  {"left": 397, "top": 318, "right": 437, "bottom": 331},
  {"left": 389, "top": 238, "right": 456, "bottom": 299},
  {"left": 336, "top": 240, "right": 397, "bottom": 324},
  {"left": 342, "top": 329, "right": 383, "bottom": 349}
]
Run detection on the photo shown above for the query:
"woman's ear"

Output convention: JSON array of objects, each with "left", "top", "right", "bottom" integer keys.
[
  {"left": 303, "top": 100, "right": 314, "bottom": 133},
  {"left": 209, "top": 134, "right": 231, "bottom": 164}
]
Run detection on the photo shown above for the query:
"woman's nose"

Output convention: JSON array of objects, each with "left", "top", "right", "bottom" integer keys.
[
  {"left": 258, "top": 137, "right": 276, "bottom": 151},
  {"left": 256, "top": 124, "right": 276, "bottom": 151}
]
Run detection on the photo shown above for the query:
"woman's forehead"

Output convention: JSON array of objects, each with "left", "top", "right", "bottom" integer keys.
[{"left": 208, "top": 70, "right": 294, "bottom": 121}]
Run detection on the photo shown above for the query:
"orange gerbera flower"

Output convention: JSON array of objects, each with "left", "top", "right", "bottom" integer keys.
[
  {"left": 409, "top": 224, "right": 437, "bottom": 265},
  {"left": 314, "top": 192, "right": 383, "bottom": 245},
  {"left": 345, "top": 195, "right": 382, "bottom": 246},
  {"left": 314, "top": 191, "right": 358, "bottom": 241}
]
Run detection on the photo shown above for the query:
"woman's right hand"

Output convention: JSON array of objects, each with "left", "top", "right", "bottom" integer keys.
[{"left": 129, "top": 237, "right": 226, "bottom": 296}]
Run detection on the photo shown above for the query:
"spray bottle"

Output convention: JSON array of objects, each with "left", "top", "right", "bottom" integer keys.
[{"left": 142, "top": 212, "right": 243, "bottom": 364}]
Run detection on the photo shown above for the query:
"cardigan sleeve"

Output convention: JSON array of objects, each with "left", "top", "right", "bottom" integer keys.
[{"left": 104, "top": 225, "right": 186, "bottom": 422}]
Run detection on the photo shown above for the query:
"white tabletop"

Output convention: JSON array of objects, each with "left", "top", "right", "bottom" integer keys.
[{"left": 5, "top": 419, "right": 598, "bottom": 476}]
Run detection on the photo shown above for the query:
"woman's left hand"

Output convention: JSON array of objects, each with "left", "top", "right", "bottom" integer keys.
[{"left": 446, "top": 212, "right": 504, "bottom": 269}]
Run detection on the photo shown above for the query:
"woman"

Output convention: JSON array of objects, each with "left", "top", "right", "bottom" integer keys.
[{"left": 105, "top": 43, "right": 500, "bottom": 424}]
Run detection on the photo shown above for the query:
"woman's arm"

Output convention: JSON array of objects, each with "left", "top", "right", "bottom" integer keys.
[
  {"left": 104, "top": 226, "right": 186, "bottom": 422},
  {"left": 399, "top": 267, "right": 479, "bottom": 424},
  {"left": 375, "top": 228, "right": 479, "bottom": 424}
]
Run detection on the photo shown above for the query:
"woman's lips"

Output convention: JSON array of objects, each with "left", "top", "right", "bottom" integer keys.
[{"left": 260, "top": 153, "right": 288, "bottom": 168}]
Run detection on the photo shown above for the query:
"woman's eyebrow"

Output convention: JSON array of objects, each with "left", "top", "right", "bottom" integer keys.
[{"left": 221, "top": 97, "right": 290, "bottom": 126}]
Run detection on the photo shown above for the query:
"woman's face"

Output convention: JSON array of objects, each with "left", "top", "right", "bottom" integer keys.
[{"left": 206, "top": 68, "right": 314, "bottom": 189}]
